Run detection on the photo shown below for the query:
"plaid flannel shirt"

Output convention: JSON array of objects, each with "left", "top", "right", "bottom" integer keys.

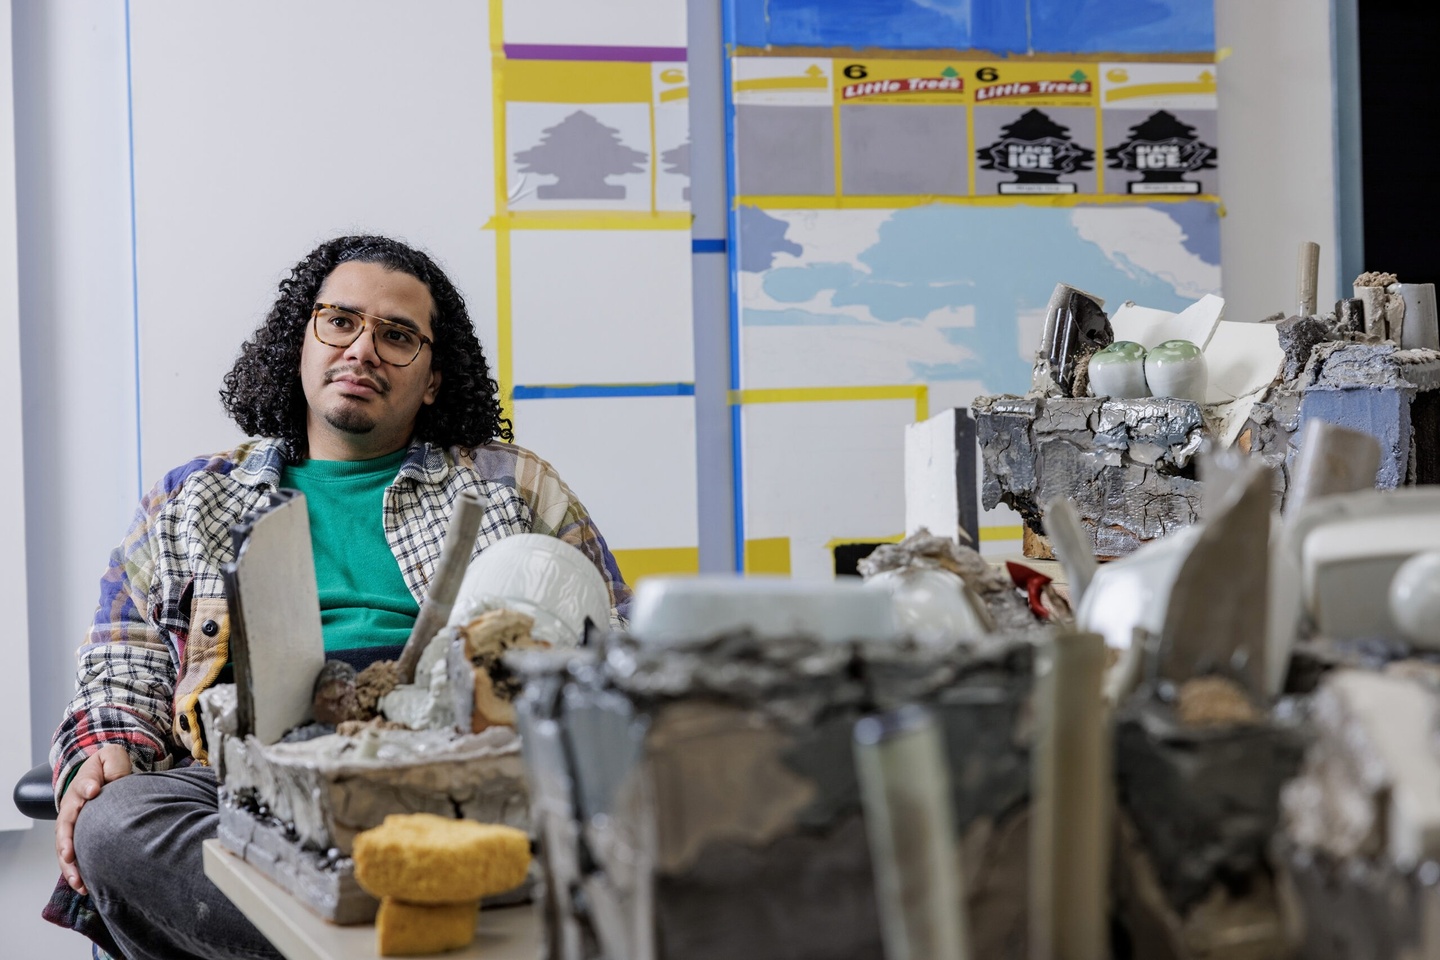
[{"left": 49, "top": 436, "right": 631, "bottom": 798}]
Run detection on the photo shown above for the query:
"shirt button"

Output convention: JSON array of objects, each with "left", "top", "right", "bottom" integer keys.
[{"left": 201, "top": 619, "right": 219, "bottom": 637}]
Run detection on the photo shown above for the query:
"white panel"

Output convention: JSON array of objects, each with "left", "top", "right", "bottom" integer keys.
[
  {"left": 512, "top": 395, "right": 698, "bottom": 550},
  {"left": 511, "top": 230, "right": 694, "bottom": 384},
  {"left": 0, "top": 0, "right": 32, "bottom": 832},
  {"left": 743, "top": 399, "right": 911, "bottom": 580},
  {"left": 129, "top": 0, "right": 496, "bottom": 481},
  {"left": 503, "top": 0, "right": 686, "bottom": 49},
  {"left": 904, "top": 409, "right": 959, "bottom": 539},
  {"left": 1215, "top": 0, "right": 1338, "bottom": 322}
]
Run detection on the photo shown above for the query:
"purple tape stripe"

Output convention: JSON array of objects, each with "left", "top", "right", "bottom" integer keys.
[{"left": 503, "top": 43, "right": 687, "bottom": 62}]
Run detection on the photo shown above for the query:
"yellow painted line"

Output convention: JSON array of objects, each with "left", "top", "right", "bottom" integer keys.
[
  {"left": 506, "top": 59, "right": 653, "bottom": 103},
  {"left": 733, "top": 193, "right": 1219, "bottom": 209},
  {"left": 484, "top": 211, "right": 692, "bottom": 231},
  {"left": 824, "top": 533, "right": 904, "bottom": 551},
  {"left": 489, "top": 0, "right": 514, "bottom": 431},
  {"left": 659, "top": 86, "right": 690, "bottom": 103},
  {"left": 744, "top": 537, "right": 791, "bottom": 575},
  {"left": 1104, "top": 79, "right": 1216, "bottom": 103},
  {"left": 731, "top": 385, "right": 927, "bottom": 422},
  {"left": 611, "top": 546, "right": 700, "bottom": 584},
  {"left": 979, "top": 525, "right": 1024, "bottom": 542},
  {"left": 734, "top": 76, "right": 828, "bottom": 92}
]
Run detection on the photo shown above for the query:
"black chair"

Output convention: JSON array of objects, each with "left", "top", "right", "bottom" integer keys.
[{"left": 14, "top": 761, "right": 57, "bottom": 820}]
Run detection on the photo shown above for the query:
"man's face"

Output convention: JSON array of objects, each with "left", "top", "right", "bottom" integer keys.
[{"left": 300, "top": 260, "right": 442, "bottom": 460}]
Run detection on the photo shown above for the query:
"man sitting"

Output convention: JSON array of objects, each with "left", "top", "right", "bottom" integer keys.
[{"left": 45, "top": 235, "right": 631, "bottom": 960}]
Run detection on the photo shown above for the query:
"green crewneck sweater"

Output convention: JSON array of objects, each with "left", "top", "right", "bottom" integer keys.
[{"left": 281, "top": 449, "right": 417, "bottom": 668}]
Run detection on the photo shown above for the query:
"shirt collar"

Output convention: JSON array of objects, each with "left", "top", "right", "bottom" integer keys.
[{"left": 232, "top": 437, "right": 452, "bottom": 488}]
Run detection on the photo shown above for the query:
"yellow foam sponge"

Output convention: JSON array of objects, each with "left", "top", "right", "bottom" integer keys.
[
  {"left": 375, "top": 898, "right": 479, "bottom": 957},
  {"left": 353, "top": 813, "right": 531, "bottom": 904}
]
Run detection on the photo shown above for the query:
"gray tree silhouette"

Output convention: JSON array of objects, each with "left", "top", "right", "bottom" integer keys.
[
  {"left": 515, "top": 111, "right": 647, "bottom": 200},
  {"left": 661, "top": 139, "right": 691, "bottom": 200}
]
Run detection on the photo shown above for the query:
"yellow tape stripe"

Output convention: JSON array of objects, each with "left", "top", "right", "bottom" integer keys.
[
  {"left": 489, "top": 0, "right": 514, "bottom": 431},
  {"left": 734, "top": 76, "right": 828, "bottom": 92},
  {"left": 505, "top": 59, "right": 653, "bottom": 103},
  {"left": 1104, "top": 79, "right": 1216, "bottom": 103},
  {"left": 734, "top": 193, "right": 1218, "bottom": 209},
  {"left": 731, "top": 385, "right": 927, "bottom": 422},
  {"left": 483, "top": 212, "right": 692, "bottom": 230},
  {"left": 978, "top": 525, "right": 1025, "bottom": 542},
  {"left": 610, "top": 546, "right": 700, "bottom": 584},
  {"left": 744, "top": 537, "right": 792, "bottom": 575}
]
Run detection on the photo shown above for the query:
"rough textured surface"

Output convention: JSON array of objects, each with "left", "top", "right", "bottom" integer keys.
[
  {"left": 512, "top": 631, "right": 1037, "bottom": 960},
  {"left": 1277, "top": 314, "right": 1329, "bottom": 381},
  {"left": 974, "top": 341, "right": 1439, "bottom": 557},
  {"left": 974, "top": 394, "right": 1206, "bottom": 557},
  {"left": 1112, "top": 812, "right": 1287, "bottom": 960},
  {"left": 375, "top": 898, "right": 479, "bottom": 957},
  {"left": 1114, "top": 695, "right": 1305, "bottom": 914},
  {"left": 217, "top": 723, "right": 529, "bottom": 855},
  {"left": 353, "top": 813, "right": 530, "bottom": 903},
  {"left": 217, "top": 792, "right": 377, "bottom": 924},
  {"left": 1280, "top": 843, "right": 1440, "bottom": 960}
]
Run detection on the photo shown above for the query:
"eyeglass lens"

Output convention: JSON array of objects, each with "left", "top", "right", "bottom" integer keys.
[{"left": 314, "top": 307, "right": 423, "bottom": 365}]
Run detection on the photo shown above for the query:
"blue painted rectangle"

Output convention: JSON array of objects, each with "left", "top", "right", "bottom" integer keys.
[
  {"left": 725, "top": 0, "right": 1213, "bottom": 54},
  {"left": 692, "top": 238, "right": 728, "bottom": 254},
  {"left": 1030, "top": 0, "right": 1213, "bottom": 53},
  {"left": 512, "top": 383, "right": 697, "bottom": 400},
  {"left": 729, "top": 0, "right": 1028, "bottom": 53}
]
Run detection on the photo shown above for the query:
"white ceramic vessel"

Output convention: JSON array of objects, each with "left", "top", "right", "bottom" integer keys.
[
  {"left": 1143, "top": 339, "right": 1207, "bottom": 403},
  {"left": 627, "top": 575, "right": 898, "bottom": 648},
  {"left": 1390, "top": 551, "right": 1440, "bottom": 649},
  {"left": 863, "top": 566, "right": 990, "bottom": 644},
  {"left": 1087, "top": 341, "right": 1150, "bottom": 398},
  {"left": 448, "top": 533, "right": 611, "bottom": 646}
]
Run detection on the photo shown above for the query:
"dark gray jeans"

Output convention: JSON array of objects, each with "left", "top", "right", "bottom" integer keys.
[{"left": 71, "top": 765, "right": 283, "bottom": 960}]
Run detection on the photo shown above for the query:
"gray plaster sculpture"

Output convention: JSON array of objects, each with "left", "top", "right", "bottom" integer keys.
[
  {"left": 1283, "top": 419, "right": 1382, "bottom": 526},
  {"left": 223, "top": 489, "right": 326, "bottom": 744},
  {"left": 1156, "top": 454, "right": 1272, "bottom": 694},
  {"left": 512, "top": 577, "right": 1041, "bottom": 960}
]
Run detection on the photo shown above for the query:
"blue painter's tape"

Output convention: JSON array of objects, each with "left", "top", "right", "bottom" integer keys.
[
  {"left": 1030, "top": 0, "right": 1214, "bottom": 53},
  {"left": 729, "top": 0, "right": 1028, "bottom": 53},
  {"left": 512, "top": 383, "right": 696, "bottom": 400},
  {"left": 692, "top": 238, "right": 728, "bottom": 254}
]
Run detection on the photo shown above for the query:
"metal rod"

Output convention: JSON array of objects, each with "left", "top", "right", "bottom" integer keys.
[{"left": 396, "top": 491, "right": 484, "bottom": 683}]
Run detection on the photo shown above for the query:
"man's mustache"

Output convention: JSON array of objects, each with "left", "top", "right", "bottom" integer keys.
[{"left": 325, "top": 366, "right": 389, "bottom": 394}]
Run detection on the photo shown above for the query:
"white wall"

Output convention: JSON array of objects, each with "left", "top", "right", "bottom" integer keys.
[
  {"left": 1215, "top": 0, "right": 1341, "bottom": 322},
  {"left": 3, "top": 1, "right": 137, "bottom": 956},
  {"left": 2, "top": 2, "right": 1343, "bottom": 957}
]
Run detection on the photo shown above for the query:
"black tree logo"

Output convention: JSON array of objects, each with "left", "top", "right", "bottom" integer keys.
[
  {"left": 514, "top": 111, "right": 648, "bottom": 200},
  {"left": 978, "top": 108, "right": 1094, "bottom": 187},
  {"left": 1106, "top": 110, "right": 1217, "bottom": 192}
]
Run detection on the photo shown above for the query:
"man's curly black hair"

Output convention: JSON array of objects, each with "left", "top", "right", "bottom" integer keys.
[{"left": 220, "top": 235, "right": 512, "bottom": 456}]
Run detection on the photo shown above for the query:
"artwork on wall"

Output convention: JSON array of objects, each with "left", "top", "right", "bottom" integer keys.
[
  {"left": 724, "top": 0, "right": 1220, "bottom": 572},
  {"left": 491, "top": 3, "right": 700, "bottom": 584}
]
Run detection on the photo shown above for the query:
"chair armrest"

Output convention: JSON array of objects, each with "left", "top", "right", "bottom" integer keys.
[{"left": 13, "top": 761, "right": 57, "bottom": 820}]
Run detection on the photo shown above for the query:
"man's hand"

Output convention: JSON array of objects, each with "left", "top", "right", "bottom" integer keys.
[{"left": 54, "top": 744, "right": 132, "bottom": 895}]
